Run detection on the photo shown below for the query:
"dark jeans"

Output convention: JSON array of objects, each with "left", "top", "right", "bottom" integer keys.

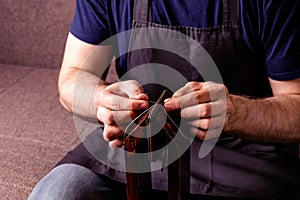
[{"left": 28, "top": 164, "right": 267, "bottom": 200}]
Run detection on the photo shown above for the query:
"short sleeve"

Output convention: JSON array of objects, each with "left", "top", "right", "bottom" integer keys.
[
  {"left": 70, "top": 0, "right": 110, "bottom": 45},
  {"left": 261, "top": 0, "right": 300, "bottom": 81}
]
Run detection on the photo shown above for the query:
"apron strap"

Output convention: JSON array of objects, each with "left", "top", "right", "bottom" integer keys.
[
  {"left": 168, "top": 147, "right": 191, "bottom": 200},
  {"left": 133, "top": 0, "right": 239, "bottom": 26},
  {"left": 133, "top": 0, "right": 152, "bottom": 22},
  {"left": 125, "top": 139, "right": 152, "bottom": 200},
  {"left": 222, "top": 0, "right": 240, "bottom": 25}
]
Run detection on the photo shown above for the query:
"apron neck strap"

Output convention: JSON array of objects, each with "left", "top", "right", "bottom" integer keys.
[
  {"left": 132, "top": 0, "right": 239, "bottom": 25},
  {"left": 222, "top": 0, "right": 240, "bottom": 25},
  {"left": 133, "top": 0, "right": 152, "bottom": 22}
]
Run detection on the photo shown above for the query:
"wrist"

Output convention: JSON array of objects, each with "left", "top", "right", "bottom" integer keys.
[
  {"left": 223, "top": 95, "right": 250, "bottom": 133},
  {"left": 94, "top": 79, "right": 109, "bottom": 114}
]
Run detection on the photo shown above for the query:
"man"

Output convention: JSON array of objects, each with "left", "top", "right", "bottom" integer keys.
[{"left": 28, "top": 0, "right": 300, "bottom": 199}]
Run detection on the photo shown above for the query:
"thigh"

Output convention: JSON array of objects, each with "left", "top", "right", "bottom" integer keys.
[{"left": 28, "top": 164, "right": 126, "bottom": 200}]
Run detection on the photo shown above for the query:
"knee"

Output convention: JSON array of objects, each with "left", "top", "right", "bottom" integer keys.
[{"left": 28, "top": 164, "right": 93, "bottom": 200}]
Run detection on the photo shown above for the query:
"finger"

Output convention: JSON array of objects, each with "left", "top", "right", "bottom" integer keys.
[
  {"left": 181, "top": 103, "right": 211, "bottom": 119},
  {"left": 172, "top": 82, "right": 211, "bottom": 97},
  {"left": 164, "top": 83, "right": 214, "bottom": 111},
  {"left": 97, "top": 107, "right": 113, "bottom": 124},
  {"left": 187, "top": 115, "right": 226, "bottom": 130},
  {"left": 111, "top": 109, "right": 142, "bottom": 126},
  {"left": 106, "top": 80, "right": 146, "bottom": 99},
  {"left": 181, "top": 101, "right": 226, "bottom": 119},
  {"left": 109, "top": 138, "right": 124, "bottom": 148},
  {"left": 97, "top": 107, "right": 140, "bottom": 125},
  {"left": 95, "top": 80, "right": 149, "bottom": 110},
  {"left": 188, "top": 118, "right": 211, "bottom": 130},
  {"left": 205, "top": 83, "right": 227, "bottom": 102},
  {"left": 97, "top": 90, "right": 149, "bottom": 111},
  {"left": 190, "top": 126, "right": 206, "bottom": 140},
  {"left": 190, "top": 126, "right": 222, "bottom": 141},
  {"left": 103, "top": 124, "right": 124, "bottom": 142},
  {"left": 164, "top": 90, "right": 211, "bottom": 111}
]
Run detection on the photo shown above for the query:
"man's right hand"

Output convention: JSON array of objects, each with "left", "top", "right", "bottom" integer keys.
[{"left": 94, "top": 80, "right": 149, "bottom": 148}]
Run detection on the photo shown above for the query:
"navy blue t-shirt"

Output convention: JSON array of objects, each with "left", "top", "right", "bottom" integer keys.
[
  {"left": 66, "top": 1, "right": 300, "bottom": 197},
  {"left": 70, "top": 0, "right": 300, "bottom": 81}
]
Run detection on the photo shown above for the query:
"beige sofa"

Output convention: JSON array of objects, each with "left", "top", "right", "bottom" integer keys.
[{"left": 0, "top": 1, "right": 83, "bottom": 199}]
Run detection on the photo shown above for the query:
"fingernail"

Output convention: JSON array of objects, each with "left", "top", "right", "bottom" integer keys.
[
  {"left": 109, "top": 141, "right": 116, "bottom": 149},
  {"left": 164, "top": 98, "right": 171, "bottom": 103},
  {"left": 134, "top": 94, "right": 148, "bottom": 100},
  {"left": 140, "top": 102, "right": 148, "bottom": 109},
  {"left": 164, "top": 104, "right": 173, "bottom": 111},
  {"left": 135, "top": 93, "right": 145, "bottom": 99}
]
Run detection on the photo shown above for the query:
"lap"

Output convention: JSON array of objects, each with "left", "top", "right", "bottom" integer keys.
[
  {"left": 28, "top": 164, "right": 251, "bottom": 200},
  {"left": 28, "top": 164, "right": 126, "bottom": 200}
]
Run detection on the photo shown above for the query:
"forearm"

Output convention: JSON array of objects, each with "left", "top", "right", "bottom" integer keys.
[
  {"left": 224, "top": 94, "right": 300, "bottom": 143},
  {"left": 57, "top": 34, "right": 114, "bottom": 121},
  {"left": 58, "top": 67, "right": 107, "bottom": 121}
]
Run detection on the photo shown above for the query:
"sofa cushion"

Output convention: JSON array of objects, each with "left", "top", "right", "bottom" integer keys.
[
  {"left": 0, "top": 0, "right": 75, "bottom": 69},
  {"left": 0, "top": 64, "right": 79, "bottom": 199}
]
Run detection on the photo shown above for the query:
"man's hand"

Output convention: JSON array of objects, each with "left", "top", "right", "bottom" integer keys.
[
  {"left": 164, "top": 82, "right": 233, "bottom": 140},
  {"left": 163, "top": 79, "right": 300, "bottom": 144},
  {"left": 94, "top": 80, "right": 149, "bottom": 148}
]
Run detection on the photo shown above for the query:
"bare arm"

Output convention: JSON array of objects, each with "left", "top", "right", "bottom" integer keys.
[
  {"left": 164, "top": 78, "right": 300, "bottom": 143},
  {"left": 224, "top": 78, "right": 300, "bottom": 143},
  {"left": 58, "top": 33, "right": 149, "bottom": 147},
  {"left": 58, "top": 33, "right": 113, "bottom": 120}
]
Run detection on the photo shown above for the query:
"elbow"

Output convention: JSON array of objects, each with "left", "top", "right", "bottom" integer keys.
[
  {"left": 58, "top": 92, "right": 72, "bottom": 113},
  {"left": 58, "top": 79, "right": 72, "bottom": 113}
]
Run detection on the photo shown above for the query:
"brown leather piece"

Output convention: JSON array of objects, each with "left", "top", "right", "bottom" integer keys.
[{"left": 124, "top": 90, "right": 190, "bottom": 200}]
